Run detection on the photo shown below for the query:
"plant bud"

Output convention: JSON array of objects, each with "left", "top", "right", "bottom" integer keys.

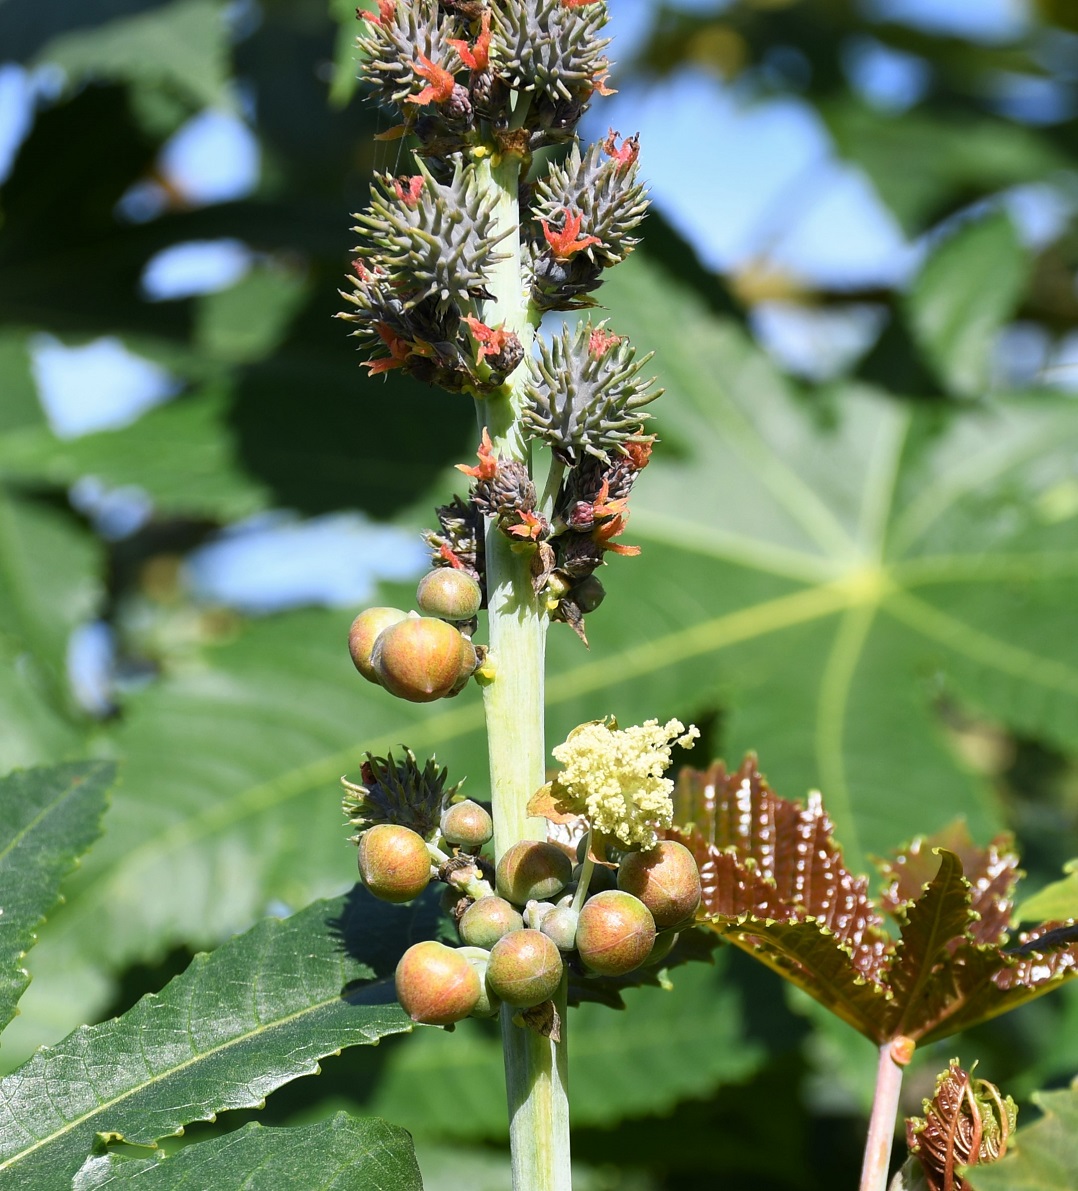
[
  {"left": 523, "top": 899, "right": 557, "bottom": 930},
  {"left": 459, "top": 896, "right": 524, "bottom": 948},
  {"left": 372, "top": 615, "right": 468, "bottom": 703},
  {"left": 416, "top": 567, "right": 483, "bottom": 621},
  {"left": 395, "top": 940, "right": 481, "bottom": 1025},
  {"left": 441, "top": 799, "right": 493, "bottom": 848},
  {"left": 348, "top": 606, "right": 407, "bottom": 683},
  {"left": 540, "top": 906, "right": 579, "bottom": 951},
  {"left": 576, "top": 889, "right": 656, "bottom": 976},
  {"left": 617, "top": 840, "right": 702, "bottom": 928},
  {"left": 456, "top": 945, "right": 500, "bottom": 1018},
  {"left": 496, "top": 840, "right": 573, "bottom": 905},
  {"left": 357, "top": 823, "right": 432, "bottom": 903},
  {"left": 486, "top": 928, "right": 564, "bottom": 1008}
]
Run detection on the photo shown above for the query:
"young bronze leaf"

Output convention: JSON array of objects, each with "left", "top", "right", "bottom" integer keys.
[
  {"left": 878, "top": 823, "right": 1021, "bottom": 946},
  {"left": 669, "top": 755, "right": 889, "bottom": 980},
  {"left": 885, "top": 850, "right": 979, "bottom": 1039},
  {"left": 906, "top": 1059, "right": 1016, "bottom": 1191}
]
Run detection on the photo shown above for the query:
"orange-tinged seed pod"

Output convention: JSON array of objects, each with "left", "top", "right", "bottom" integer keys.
[
  {"left": 358, "top": 823, "right": 432, "bottom": 903},
  {"left": 496, "top": 840, "right": 573, "bottom": 905},
  {"left": 459, "top": 896, "right": 524, "bottom": 948},
  {"left": 395, "top": 940, "right": 481, "bottom": 1024},
  {"left": 441, "top": 799, "right": 493, "bottom": 847},
  {"left": 576, "top": 889, "right": 656, "bottom": 976},
  {"left": 617, "top": 840, "right": 702, "bottom": 928},
  {"left": 372, "top": 615, "right": 467, "bottom": 703},
  {"left": 486, "top": 928, "right": 563, "bottom": 1008},
  {"left": 416, "top": 567, "right": 482, "bottom": 621},
  {"left": 348, "top": 606, "right": 407, "bottom": 683}
]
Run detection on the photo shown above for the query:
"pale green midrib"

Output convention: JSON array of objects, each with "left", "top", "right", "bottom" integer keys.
[
  {"left": 888, "top": 422, "right": 1078, "bottom": 556},
  {"left": 814, "top": 603, "right": 880, "bottom": 868},
  {"left": 892, "top": 859, "right": 962, "bottom": 1036},
  {"left": 883, "top": 588, "right": 1078, "bottom": 696},
  {"left": 855, "top": 406, "right": 911, "bottom": 562},
  {"left": 0, "top": 776, "right": 92, "bottom": 867},
  {"left": 892, "top": 551, "right": 1078, "bottom": 586},
  {"left": 0, "top": 979, "right": 404, "bottom": 1174}
]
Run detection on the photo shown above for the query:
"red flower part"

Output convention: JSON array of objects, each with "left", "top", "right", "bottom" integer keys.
[
  {"left": 364, "top": 322, "right": 411, "bottom": 375},
  {"left": 591, "top": 73, "right": 617, "bottom": 97},
  {"left": 456, "top": 427, "right": 498, "bottom": 480},
  {"left": 602, "top": 129, "right": 640, "bottom": 168},
  {"left": 588, "top": 327, "right": 621, "bottom": 358},
  {"left": 591, "top": 479, "right": 629, "bottom": 520},
  {"left": 392, "top": 175, "right": 425, "bottom": 208},
  {"left": 447, "top": 11, "right": 491, "bottom": 72},
  {"left": 542, "top": 208, "right": 602, "bottom": 260},
  {"left": 406, "top": 55, "right": 457, "bottom": 106},
  {"left": 464, "top": 314, "right": 514, "bottom": 362},
  {"left": 623, "top": 439, "right": 654, "bottom": 471},
  {"left": 359, "top": 0, "right": 396, "bottom": 26},
  {"left": 595, "top": 514, "right": 640, "bottom": 556},
  {"left": 561, "top": 0, "right": 602, "bottom": 7},
  {"left": 506, "top": 511, "right": 547, "bottom": 541},
  {"left": 438, "top": 544, "right": 467, "bottom": 569},
  {"left": 352, "top": 258, "right": 371, "bottom": 280}
]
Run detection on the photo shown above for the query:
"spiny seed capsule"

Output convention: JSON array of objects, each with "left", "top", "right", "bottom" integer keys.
[
  {"left": 372, "top": 615, "right": 468, "bottom": 703},
  {"left": 576, "top": 889, "right": 656, "bottom": 976},
  {"left": 496, "top": 840, "right": 573, "bottom": 905},
  {"left": 616, "top": 840, "right": 702, "bottom": 928},
  {"left": 357, "top": 823, "right": 432, "bottom": 903},
  {"left": 540, "top": 905, "right": 579, "bottom": 951},
  {"left": 416, "top": 567, "right": 483, "bottom": 621},
  {"left": 441, "top": 799, "right": 493, "bottom": 848},
  {"left": 348, "top": 606, "right": 407, "bottom": 683},
  {"left": 459, "top": 896, "right": 524, "bottom": 948},
  {"left": 456, "top": 945, "right": 500, "bottom": 1018},
  {"left": 486, "top": 928, "right": 564, "bottom": 1008},
  {"left": 395, "top": 940, "right": 481, "bottom": 1025}
]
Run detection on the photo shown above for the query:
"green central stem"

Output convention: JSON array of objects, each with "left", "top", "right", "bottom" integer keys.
[{"left": 474, "top": 149, "right": 571, "bottom": 1191}]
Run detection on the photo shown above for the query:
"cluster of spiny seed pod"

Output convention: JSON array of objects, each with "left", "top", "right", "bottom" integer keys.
[
  {"left": 348, "top": 565, "right": 486, "bottom": 702},
  {"left": 338, "top": 0, "right": 660, "bottom": 643},
  {"left": 395, "top": 834, "right": 703, "bottom": 1027}
]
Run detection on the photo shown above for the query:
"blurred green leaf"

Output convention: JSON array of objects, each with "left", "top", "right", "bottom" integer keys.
[
  {"left": 0, "top": 761, "right": 113, "bottom": 1033},
  {"left": 1016, "top": 860, "right": 1078, "bottom": 924},
  {"left": 906, "top": 211, "right": 1030, "bottom": 397},
  {"left": 330, "top": 0, "right": 367, "bottom": 109},
  {"left": 0, "top": 890, "right": 420, "bottom": 1189},
  {"left": 194, "top": 264, "right": 310, "bottom": 365},
  {"left": 966, "top": 1082, "right": 1078, "bottom": 1191},
  {"left": 33, "top": 0, "right": 234, "bottom": 114},
  {"left": 72, "top": 1113, "right": 423, "bottom": 1190}
]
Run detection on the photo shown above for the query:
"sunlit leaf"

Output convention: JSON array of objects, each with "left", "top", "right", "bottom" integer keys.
[
  {"left": 1014, "top": 861, "right": 1078, "bottom": 925},
  {"left": 0, "top": 761, "right": 113, "bottom": 1033}
]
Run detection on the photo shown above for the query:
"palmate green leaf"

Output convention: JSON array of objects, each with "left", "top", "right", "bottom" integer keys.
[
  {"left": 906, "top": 211, "right": 1030, "bottom": 397},
  {"left": 0, "top": 761, "right": 113, "bottom": 1033},
  {"left": 1015, "top": 861, "right": 1078, "bottom": 924},
  {"left": 0, "top": 889, "right": 425, "bottom": 1189},
  {"left": 72, "top": 1113, "right": 422, "bottom": 1191},
  {"left": 33, "top": 0, "right": 234, "bottom": 114},
  {"left": 965, "top": 1083, "right": 1078, "bottom": 1191}
]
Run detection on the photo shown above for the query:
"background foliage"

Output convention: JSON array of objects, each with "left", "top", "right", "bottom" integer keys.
[{"left": 1, "top": 0, "right": 1076, "bottom": 1187}]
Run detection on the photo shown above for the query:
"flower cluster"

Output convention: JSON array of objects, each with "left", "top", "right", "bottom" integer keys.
[{"left": 549, "top": 718, "right": 700, "bottom": 850}]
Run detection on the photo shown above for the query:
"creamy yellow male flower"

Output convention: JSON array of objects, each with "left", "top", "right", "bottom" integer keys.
[{"left": 549, "top": 717, "right": 700, "bottom": 850}]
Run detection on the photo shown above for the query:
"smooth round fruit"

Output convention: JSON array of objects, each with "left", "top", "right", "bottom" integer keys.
[
  {"left": 458, "top": 896, "right": 524, "bottom": 949},
  {"left": 357, "top": 823, "right": 432, "bottom": 903},
  {"left": 416, "top": 567, "right": 483, "bottom": 621},
  {"left": 576, "top": 890, "right": 656, "bottom": 976},
  {"left": 540, "top": 906, "right": 579, "bottom": 951},
  {"left": 348, "top": 606, "right": 407, "bottom": 683},
  {"left": 372, "top": 615, "right": 468, "bottom": 703},
  {"left": 617, "top": 840, "right": 702, "bottom": 928},
  {"left": 456, "top": 945, "right": 500, "bottom": 1018},
  {"left": 395, "top": 940, "right": 481, "bottom": 1025},
  {"left": 496, "top": 841, "right": 573, "bottom": 905},
  {"left": 486, "top": 929, "right": 564, "bottom": 1008},
  {"left": 571, "top": 575, "right": 606, "bottom": 613},
  {"left": 646, "top": 929, "right": 680, "bottom": 968},
  {"left": 441, "top": 799, "right": 493, "bottom": 848}
]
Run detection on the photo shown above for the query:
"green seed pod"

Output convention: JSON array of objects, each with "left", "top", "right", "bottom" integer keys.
[
  {"left": 486, "top": 928, "right": 564, "bottom": 1008},
  {"left": 617, "top": 840, "right": 702, "bottom": 928},
  {"left": 646, "top": 929, "right": 680, "bottom": 968},
  {"left": 576, "top": 889, "right": 656, "bottom": 976},
  {"left": 441, "top": 799, "right": 493, "bottom": 848},
  {"left": 348, "top": 606, "right": 407, "bottom": 683},
  {"left": 395, "top": 940, "right": 481, "bottom": 1025},
  {"left": 496, "top": 840, "right": 573, "bottom": 905},
  {"left": 372, "top": 615, "right": 468, "bottom": 703},
  {"left": 416, "top": 567, "right": 483, "bottom": 621},
  {"left": 456, "top": 945, "right": 500, "bottom": 1018},
  {"left": 357, "top": 823, "right": 432, "bottom": 903},
  {"left": 540, "top": 905, "right": 579, "bottom": 951},
  {"left": 571, "top": 575, "right": 606, "bottom": 613},
  {"left": 458, "top": 896, "right": 524, "bottom": 949}
]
